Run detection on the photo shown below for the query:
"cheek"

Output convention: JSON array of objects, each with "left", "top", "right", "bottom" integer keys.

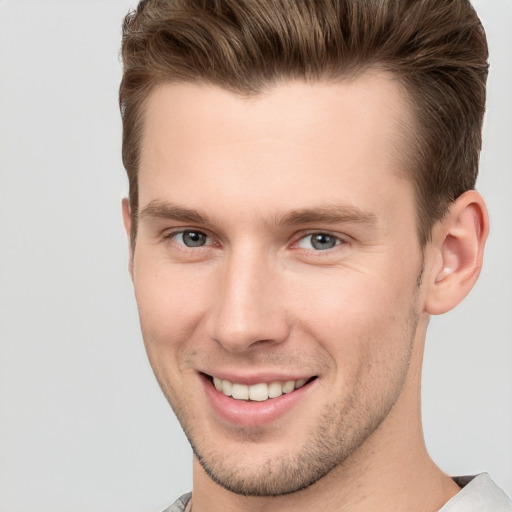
[
  {"left": 132, "top": 256, "right": 212, "bottom": 354},
  {"left": 295, "top": 269, "right": 407, "bottom": 332},
  {"left": 133, "top": 263, "right": 211, "bottom": 405},
  {"left": 293, "top": 266, "right": 419, "bottom": 374}
]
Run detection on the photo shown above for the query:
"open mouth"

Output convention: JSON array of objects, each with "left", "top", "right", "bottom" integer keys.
[{"left": 204, "top": 374, "right": 317, "bottom": 402}]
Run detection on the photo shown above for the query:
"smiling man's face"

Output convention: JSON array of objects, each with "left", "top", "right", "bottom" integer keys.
[{"left": 124, "top": 75, "right": 431, "bottom": 496}]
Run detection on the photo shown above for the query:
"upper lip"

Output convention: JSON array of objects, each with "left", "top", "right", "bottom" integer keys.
[{"left": 199, "top": 370, "right": 316, "bottom": 385}]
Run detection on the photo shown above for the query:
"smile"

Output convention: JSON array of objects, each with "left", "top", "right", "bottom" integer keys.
[
  {"left": 202, "top": 373, "right": 318, "bottom": 426},
  {"left": 211, "top": 376, "right": 313, "bottom": 402}
]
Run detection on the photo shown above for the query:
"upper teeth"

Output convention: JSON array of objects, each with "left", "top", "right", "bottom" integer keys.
[{"left": 212, "top": 377, "right": 308, "bottom": 401}]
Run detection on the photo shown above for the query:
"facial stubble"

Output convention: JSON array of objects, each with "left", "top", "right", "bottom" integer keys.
[{"left": 155, "top": 306, "right": 420, "bottom": 498}]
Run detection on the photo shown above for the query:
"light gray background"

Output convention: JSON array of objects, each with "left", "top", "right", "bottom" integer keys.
[{"left": 0, "top": 1, "right": 510, "bottom": 511}]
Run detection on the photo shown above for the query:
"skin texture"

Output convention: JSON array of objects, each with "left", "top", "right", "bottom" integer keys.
[{"left": 123, "top": 75, "right": 488, "bottom": 512}]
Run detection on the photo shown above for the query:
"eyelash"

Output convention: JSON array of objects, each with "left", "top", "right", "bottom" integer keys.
[
  {"left": 163, "top": 229, "right": 215, "bottom": 248},
  {"left": 294, "top": 231, "right": 345, "bottom": 252},
  {"left": 162, "top": 228, "right": 346, "bottom": 253}
]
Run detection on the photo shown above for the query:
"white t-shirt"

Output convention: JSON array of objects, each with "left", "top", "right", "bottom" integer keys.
[
  {"left": 439, "top": 474, "right": 512, "bottom": 511},
  {"left": 163, "top": 473, "right": 512, "bottom": 512}
]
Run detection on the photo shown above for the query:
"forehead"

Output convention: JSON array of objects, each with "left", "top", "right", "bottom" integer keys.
[
  {"left": 138, "top": 74, "right": 414, "bottom": 225},
  {"left": 141, "top": 74, "right": 411, "bottom": 156}
]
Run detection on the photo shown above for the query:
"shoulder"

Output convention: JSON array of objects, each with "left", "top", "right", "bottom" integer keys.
[
  {"left": 439, "top": 474, "right": 512, "bottom": 512},
  {"left": 160, "top": 492, "right": 192, "bottom": 512}
]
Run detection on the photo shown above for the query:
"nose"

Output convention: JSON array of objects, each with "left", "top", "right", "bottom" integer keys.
[{"left": 207, "top": 247, "right": 290, "bottom": 353}]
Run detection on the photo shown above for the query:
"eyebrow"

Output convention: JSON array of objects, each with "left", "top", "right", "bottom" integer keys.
[
  {"left": 274, "top": 206, "right": 377, "bottom": 227},
  {"left": 138, "top": 200, "right": 377, "bottom": 227},
  {"left": 139, "top": 201, "right": 210, "bottom": 224}
]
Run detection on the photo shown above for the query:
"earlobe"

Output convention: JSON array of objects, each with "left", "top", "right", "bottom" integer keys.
[
  {"left": 122, "top": 198, "right": 134, "bottom": 277},
  {"left": 425, "top": 190, "right": 489, "bottom": 315}
]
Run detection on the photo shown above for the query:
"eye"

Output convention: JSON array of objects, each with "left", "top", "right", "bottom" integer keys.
[
  {"left": 297, "top": 232, "right": 341, "bottom": 251},
  {"left": 170, "top": 230, "right": 211, "bottom": 248}
]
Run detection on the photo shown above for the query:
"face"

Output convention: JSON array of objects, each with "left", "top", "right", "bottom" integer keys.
[{"left": 127, "top": 75, "right": 428, "bottom": 496}]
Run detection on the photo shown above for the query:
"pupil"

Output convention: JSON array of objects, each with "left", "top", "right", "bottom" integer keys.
[
  {"left": 311, "top": 234, "right": 336, "bottom": 250},
  {"left": 183, "top": 231, "right": 206, "bottom": 247}
]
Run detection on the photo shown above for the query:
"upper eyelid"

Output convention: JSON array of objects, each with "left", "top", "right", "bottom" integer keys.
[{"left": 162, "top": 227, "right": 211, "bottom": 238}]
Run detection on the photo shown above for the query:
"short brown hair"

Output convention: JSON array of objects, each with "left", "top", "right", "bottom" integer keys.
[{"left": 119, "top": 0, "right": 488, "bottom": 246}]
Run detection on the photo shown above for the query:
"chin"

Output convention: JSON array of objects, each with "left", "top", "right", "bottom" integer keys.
[{"left": 179, "top": 399, "right": 386, "bottom": 497}]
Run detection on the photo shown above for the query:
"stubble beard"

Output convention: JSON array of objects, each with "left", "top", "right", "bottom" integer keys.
[
  {"left": 163, "top": 311, "right": 420, "bottom": 498},
  {"left": 186, "top": 398, "right": 387, "bottom": 497}
]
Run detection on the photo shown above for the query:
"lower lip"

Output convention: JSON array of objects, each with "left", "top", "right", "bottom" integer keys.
[{"left": 201, "top": 375, "right": 316, "bottom": 427}]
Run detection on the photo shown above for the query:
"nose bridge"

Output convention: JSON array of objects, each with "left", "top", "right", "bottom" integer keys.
[{"left": 208, "top": 243, "right": 288, "bottom": 352}]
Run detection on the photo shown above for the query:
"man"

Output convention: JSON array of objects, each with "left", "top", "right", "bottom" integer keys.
[{"left": 118, "top": 1, "right": 512, "bottom": 511}]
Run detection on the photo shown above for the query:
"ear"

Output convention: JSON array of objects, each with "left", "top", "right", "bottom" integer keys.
[
  {"left": 122, "top": 198, "right": 134, "bottom": 277},
  {"left": 424, "top": 190, "right": 489, "bottom": 315}
]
